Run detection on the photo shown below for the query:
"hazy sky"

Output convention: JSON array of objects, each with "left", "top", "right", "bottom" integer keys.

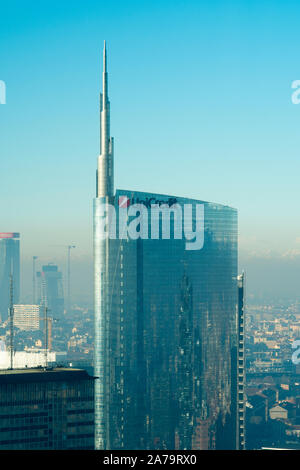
[{"left": 1, "top": 0, "right": 300, "bottom": 302}]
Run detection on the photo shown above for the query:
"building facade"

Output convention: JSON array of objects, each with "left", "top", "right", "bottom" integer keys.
[
  {"left": 95, "top": 190, "right": 238, "bottom": 449},
  {"left": 13, "top": 304, "right": 41, "bottom": 331},
  {"left": 0, "top": 233, "right": 20, "bottom": 322},
  {"left": 237, "top": 272, "right": 246, "bottom": 449},
  {"left": 0, "top": 368, "right": 94, "bottom": 449},
  {"left": 94, "top": 43, "right": 239, "bottom": 450}
]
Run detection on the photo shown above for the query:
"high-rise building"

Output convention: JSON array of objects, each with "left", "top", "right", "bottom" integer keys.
[
  {"left": 237, "top": 272, "right": 246, "bottom": 449},
  {"left": 37, "top": 264, "right": 64, "bottom": 319},
  {"left": 0, "top": 233, "right": 20, "bottom": 322},
  {"left": 13, "top": 304, "right": 41, "bottom": 331},
  {"left": 0, "top": 368, "right": 95, "bottom": 450},
  {"left": 94, "top": 43, "right": 239, "bottom": 450}
]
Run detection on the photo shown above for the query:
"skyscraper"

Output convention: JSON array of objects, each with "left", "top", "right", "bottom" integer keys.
[
  {"left": 94, "top": 40, "right": 114, "bottom": 450},
  {"left": 0, "top": 233, "right": 20, "bottom": 322},
  {"left": 36, "top": 264, "right": 64, "bottom": 319},
  {"left": 94, "top": 43, "right": 239, "bottom": 450},
  {"left": 237, "top": 272, "right": 246, "bottom": 449}
]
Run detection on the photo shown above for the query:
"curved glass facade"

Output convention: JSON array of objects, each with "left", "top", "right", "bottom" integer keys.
[{"left": 94, "top": 189, "right": 238, "bottom": 450}]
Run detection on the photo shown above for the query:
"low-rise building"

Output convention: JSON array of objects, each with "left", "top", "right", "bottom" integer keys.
[
  {"left": 0, "top": 367, "right": 94, "bottom": 449},
  {"left": 269, "top": 405, "right": 288, "bottom": 420}
]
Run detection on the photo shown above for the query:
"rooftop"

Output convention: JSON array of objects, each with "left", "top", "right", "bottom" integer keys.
[{"left": 0, "top": 367, "right": 94, "bottom": 384}]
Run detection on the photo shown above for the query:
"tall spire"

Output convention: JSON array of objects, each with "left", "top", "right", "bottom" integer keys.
[
  {"left": 97, "top": 40, "right": 114, "bottom": 198},
  {"left": 103, "top": 40, "right": 108, "bottom": 108},
  {"left": 103, "top": 40, "right": 107, "bottom": 74},
  {"left": 94, "top": 40, "right": 114, "bottom": 451}
]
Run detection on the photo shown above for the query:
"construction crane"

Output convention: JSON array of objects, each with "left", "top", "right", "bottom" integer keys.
[
  {"left": 43, "top": 307, "right": 59, "bottom": 368},
  {"left": 32, "top": 256, "right": 38, "bottom": 304},
  {"left": 44, "top": 305, "right": 49, "bottom": 368},
  {"left": 9, "top": 274, "right": 14, "bottom": 370}
]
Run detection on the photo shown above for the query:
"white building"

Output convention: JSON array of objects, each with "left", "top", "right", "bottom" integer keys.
[
  {"left": 0, "top": 350, "right": 57, "bottom": 369},
  {"left": 269, "top": 405, "right": 288, "bottom": 420},
  {"left": 13, "top": 304, "right": 41, "bottom": 331}
]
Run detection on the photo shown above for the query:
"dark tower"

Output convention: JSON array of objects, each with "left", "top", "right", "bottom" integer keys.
[{"left": 0, "top": 233, "right": 20, "bottom": 322}]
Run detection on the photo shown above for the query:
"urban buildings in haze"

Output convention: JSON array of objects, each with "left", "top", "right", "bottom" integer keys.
[
  {"left": 94, "top": 43, "right": 239, "bottom": 449},
  {"left": 36, "top": 264, "right": 64, "bottom": 320},
  {"left": 0, "top": 233, "right": 20, "bottom": 322}
]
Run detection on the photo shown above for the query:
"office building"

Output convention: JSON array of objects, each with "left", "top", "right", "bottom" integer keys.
[
  {"left": 0, "top": 368, "right": 94, "bottom": 449},
  {"left": 237, "top": 272, "right": 246, "bottom": 449},
  {"left": 37, "top": 264, "right": 64, "bottom": 319},
  {"left": 0, "top": 233, "right": 20, "bottom": 322},
  {"left": 13, "top": 304, "right": 41, "bottom": 331},
  {"left": 94, "top": 43, "right": 239, "bottom": 450}
]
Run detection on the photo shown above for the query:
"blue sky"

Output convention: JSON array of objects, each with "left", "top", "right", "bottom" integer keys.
[{"left": 1, "top": 0, "right": 300, "bottom": 301}]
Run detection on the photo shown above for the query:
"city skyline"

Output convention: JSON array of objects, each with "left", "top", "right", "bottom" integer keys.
[
  {"left": 1, "top": 0, "right": 300, "bottom": 302},
  {"left": 1, "top": 1, "right": 300, "bottom": 454}
]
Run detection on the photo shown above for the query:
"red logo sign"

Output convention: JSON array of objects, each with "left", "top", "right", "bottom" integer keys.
[
  {"left": 118, "top": 196, "right": 130, "bottom": 208},
  {"left": 0, "top": 232, "right": 19, "bottom": 239}
]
